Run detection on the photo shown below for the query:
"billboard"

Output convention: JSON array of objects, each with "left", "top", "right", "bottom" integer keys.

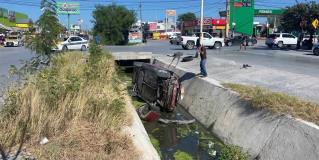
[
  {"left": 230, "top": 0, "right": 255, "bottom": 35},
  {"left": 57, "top": 2, "right": 80, "bottom": 15}
]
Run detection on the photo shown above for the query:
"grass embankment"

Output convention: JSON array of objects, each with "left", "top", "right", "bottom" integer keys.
[
  {"left": 0, "top": 50, "right": 139, "bottom": 159},
  {"left": 223, "top": 83, "right": 319, "bottom": 125}
]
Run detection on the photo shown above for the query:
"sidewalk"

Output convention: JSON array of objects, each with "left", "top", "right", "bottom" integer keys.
[{"left": 156, "top": 55, "right": 319, "bottom": 103}]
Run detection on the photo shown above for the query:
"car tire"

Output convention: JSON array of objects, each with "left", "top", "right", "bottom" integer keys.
[
  {"left": 227, "top": 41, "right": 232, "bottom": 46},
  {"left": 81, "top": 45, "right": 87, "bottom": 51},
  {"left": 214, "top": 42, "right": 222, "bottom": 49},
  {"left": 252, "top": 39, "right": 257, "bottom": 45},
  {"left": 182, "top": 45, "right": 187, "bottom": 50},
  {"left": 62, "top": 45, "right": 68, "bottom": 52},
  {"left": 314, "top": 48, "right": 319, "bottom": 56},
  {"left": 248, "top": 41, "right": 253, "bottom": 46},
  {"left": 186, "top": 41, "right": 195, "bottom": 50},
  {"left": 278, "top": 41, "right": 284, "bottom": 48}
]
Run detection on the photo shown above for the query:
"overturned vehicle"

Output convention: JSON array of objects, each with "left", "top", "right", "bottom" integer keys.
[{"left": 132, "top": 62, "right": 182, "bottom": 120}]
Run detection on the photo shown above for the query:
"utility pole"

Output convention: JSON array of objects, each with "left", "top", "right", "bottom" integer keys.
[
  {"left": 200, "top": 0, "right": 204, "bottom": 45},
  {"left": 225, "top": 0, "right": 230, "bottom": 38},
  {"left": 139, "top": 0, "right": 142, "bottom": 30}
]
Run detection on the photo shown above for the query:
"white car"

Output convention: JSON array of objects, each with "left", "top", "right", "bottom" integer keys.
[
  {"left": 181, "top": 32, "right": 224, "bottom": 50},
  {"left": 266, "top": 33, "right": 298, "bottom": 48},
  {"left": 55, "top": 36, "right": 89, "bottom": 51},
  {"left": 303, "top": 35, "right": 318, "bottom": 44},
  {"left": 5, "top": 36, "right": 22, "bottom": 47}
]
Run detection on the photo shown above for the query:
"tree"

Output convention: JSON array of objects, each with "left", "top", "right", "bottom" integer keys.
[
  {"left": 26, "top": 0, "right": 62, "bottom": 61},
  {"left": 280, "top": 1, "right": 319, "bottom": 34},
  {"left": 177, "top": 12, "right": 196, "bottom": 31},
  {"left": 177, "top": 12, "right": 196, "bottom": 22},
  {"left": 92, "top": 4, "right": 136, "bottom": 45},
  {"left": 280, "top": 1, "right": 319, "bottom": 49}
]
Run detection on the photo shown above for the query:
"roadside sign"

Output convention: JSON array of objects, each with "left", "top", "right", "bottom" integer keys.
[
  {"left": 254, "top": 9, "right": 284, "bottom": 15},
  {"left": 57, "top": 2, "right": 80, "bottom": 15},
  {"left": 312, "top": 19, "right": 319, "bottom": 29},
  {"left": 166, "top": 10, "right": 176, "bottom": 16}
]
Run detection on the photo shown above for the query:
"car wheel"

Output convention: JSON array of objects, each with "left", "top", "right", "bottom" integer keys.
[
  {"left": 214, "top": 42, "right": 222, "bottom": 49},
  {"left": 81, "top": 45, "right": 87, "bottom": 51},
  {"left": 314, "top": 47, "right": 319, "bottom": 56},
  {"left": 62, "top": 45, "right": 68, "bottom": 52},
  {"left": 252, "top": 39, "right": 257, "bottom": 44},
  {"left": 248, "top": 41, "right": 253, "bottom": 46},
  {"left": 186, "top": 41, "right": 194, "bottom": 50},
  {"left": 277, "top": 41, "right": 284, "bottom": 48},
  {"left": 227, "top": 41, "right": 233, "bottom": 46},
  {"left": 182, "top": 45, "right": 187, "bottom": 50}
]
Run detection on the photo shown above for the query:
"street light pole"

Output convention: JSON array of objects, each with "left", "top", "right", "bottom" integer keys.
[{"left": 200, "top": 0, "right": 204, "bottom": 45}]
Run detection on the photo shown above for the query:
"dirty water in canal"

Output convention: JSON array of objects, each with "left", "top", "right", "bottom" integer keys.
[{"left": 143, "top": 106, "right": 224, "bottom": 160}]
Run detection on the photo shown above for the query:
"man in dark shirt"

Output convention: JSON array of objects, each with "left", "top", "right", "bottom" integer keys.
[
  {"left": 195, "top": 36, "right": 200, "bottom": 58},
  {"left": 199, "top": 45, "right": 207, "bottom": 77}
]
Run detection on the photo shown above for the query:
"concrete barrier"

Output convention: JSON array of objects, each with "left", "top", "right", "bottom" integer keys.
[{"left": 154, "top": 59, "right": 319, "bottom": 160}]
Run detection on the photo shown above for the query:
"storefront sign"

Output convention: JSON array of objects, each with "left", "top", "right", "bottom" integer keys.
[
  {"left": 16, "top": 23, "right": 29, "bottom": 28},
  {"left": 197, "top": 18, "right": 212, "bottom": 26},
  {"left": 212, "top": 19, "right": 226, "bottom": 26},
  {"left": 166, "top": 10, "right": 176, "bottom": 16},
  {"left": 254, "top": 9, "right": 284, "bottom": 15},
  {"left": 57, "top": 2, "right": 80, "bottom": 15},
  {"left": 215, "top": 26, "right": 226, "bottom": 30},
  {"left": 149, "top": 23, "right": 157, "bottom": 31},
  {"left": 129, "top": 32, "right": 142, "bottom": 43}
]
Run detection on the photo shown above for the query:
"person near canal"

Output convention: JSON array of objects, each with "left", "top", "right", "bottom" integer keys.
[
  {"left": 195, "top": 35, "right": 200, "bottom": 58},
  {"left": 199, "top": 45, "right": 207, "bottom": 77},
  {"left": 240, "top": 34, "right": 247, "bottom": 51}
]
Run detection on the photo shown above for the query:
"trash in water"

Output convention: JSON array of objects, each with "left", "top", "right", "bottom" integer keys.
[{"left": 158, "top": 118, "right": 195, "bottom": 125}]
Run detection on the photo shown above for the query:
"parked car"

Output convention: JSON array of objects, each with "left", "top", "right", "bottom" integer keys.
[
  {"left": 54, "top": 36, "right": 89, "bottom": 51},
  {"left": 5, "top": 36, "right": 22, "bottom": 47},
  {"left": 266, "top": 33, "right": 297, "bottom": 48},
  {"left": 181, "top": 32, "right": 224, "bottom": 50},
  {"left": 313, "top": 43, "right": 319, "bottom": 56},
  {"left": 302, "top": 35, "right": 318, "bottom": 50},
  {"left": 225, "top": 35, "right": 257, "bottom": 46},
  {"left": 169, "top": 33, "right": 182, "bottom": 45}
]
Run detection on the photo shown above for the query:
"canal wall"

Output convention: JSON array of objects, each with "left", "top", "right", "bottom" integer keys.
[{"left": 154, "top": 59, "right": 319, "bottom": 160}]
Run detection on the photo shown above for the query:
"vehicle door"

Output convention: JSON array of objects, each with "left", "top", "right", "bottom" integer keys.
[
  {"left": 202, "top": 33, "right": 213, "bottom": 46},
  {"left": 68, "top": 37, "right": 83, "bottom": 49},
  {"left": 282, "top": 34, "right": 297, "bottom": 45}
]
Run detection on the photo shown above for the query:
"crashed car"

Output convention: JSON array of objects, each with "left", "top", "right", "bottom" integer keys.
[{"left": 132, "top": 62, "right": 181, "bottom": 112}]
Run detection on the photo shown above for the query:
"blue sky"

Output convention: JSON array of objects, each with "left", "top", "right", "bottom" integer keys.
[{"left": 0, "top": 0, "right": 308, "bottom": 29}]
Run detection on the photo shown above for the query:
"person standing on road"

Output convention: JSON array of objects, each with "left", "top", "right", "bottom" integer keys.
[
  {"left": 195, "top": 35, "right": 200, "bottom": 58},
  {"left": 240, "top": 34, "right": 247, "bottom": 51},
  {"left": 199, "top": 45, "right": 207, "bottom": 77}
]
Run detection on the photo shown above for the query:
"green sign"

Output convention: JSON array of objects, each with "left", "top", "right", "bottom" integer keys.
[
  {"left": 230, "top": 0, "right": 255, "bottom": 35},
  {"left": 254, "top": 9, "right": 284, "bottom": 15},
  {"left": 57, "top": 2, "right": 80, "bottom": 15}
]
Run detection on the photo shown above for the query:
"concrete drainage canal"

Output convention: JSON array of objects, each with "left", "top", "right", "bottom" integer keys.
[
  {"left": 143, "top": 105, "right": 223, "bottom": 160},
  {"left": 128, "top": 62, "right": 226, "bottom": 160}
]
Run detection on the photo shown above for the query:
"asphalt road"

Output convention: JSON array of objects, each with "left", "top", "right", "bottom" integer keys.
[
  {"left": 107, "top": 40, "right": 319, "bottom": 102},
  {"left": 0, "top": 47, "right": 33, "bottom": 97},
  {"left": 106, "top": 40, "right": 319, "bottom": 77}
]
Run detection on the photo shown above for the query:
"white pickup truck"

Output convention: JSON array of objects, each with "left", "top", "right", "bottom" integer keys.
[{"left": 181, "top": 32, "right": 224, "bottom": 50}]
